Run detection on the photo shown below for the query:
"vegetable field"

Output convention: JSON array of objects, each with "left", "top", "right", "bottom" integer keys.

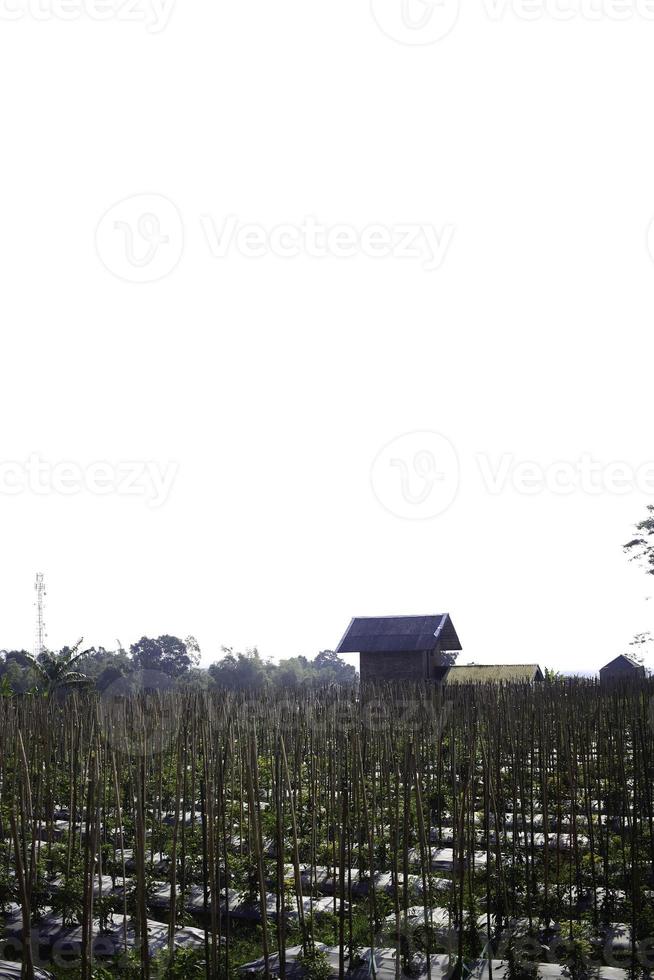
[{"left": 1, "top": 677, "right": 653, "bottom": 979}]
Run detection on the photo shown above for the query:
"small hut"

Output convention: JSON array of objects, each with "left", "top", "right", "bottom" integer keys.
[
  {"left": 335, "top": 613, "right": 461, "bottom": 685},
  {"left": 599, "top": 653, "right": 645, "bottom": 684}
]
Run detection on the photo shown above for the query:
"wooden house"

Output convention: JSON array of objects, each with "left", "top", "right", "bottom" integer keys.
[
  {"left": 335, "top": 614, "right": 462, "bottom": 685},
  {"left": 599, "top": 653, "right": 646, "bottom": 683}
]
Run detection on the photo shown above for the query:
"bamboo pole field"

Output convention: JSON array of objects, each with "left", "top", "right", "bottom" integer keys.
[{"left": 0, "top": 677, "right": 653, "bottom": 979}]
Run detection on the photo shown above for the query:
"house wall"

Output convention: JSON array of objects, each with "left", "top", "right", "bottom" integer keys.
[{"left": 360, "top": 650, "right": 426, "bottom": 684}]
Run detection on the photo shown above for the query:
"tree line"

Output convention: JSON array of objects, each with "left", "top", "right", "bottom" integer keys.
[{"left": 0, "top": 637, "right": 356, "bottom": 695}]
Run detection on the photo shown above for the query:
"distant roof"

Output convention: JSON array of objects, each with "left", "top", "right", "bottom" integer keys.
[
  {"left": 600, "top": 653, "right": 645, "bottom": 672},
  {"left": 336, "top": 614, "right": 461, "bottom": 655},
  {"left": 445, "top": 664, "right": 543, "bottom": 684}
]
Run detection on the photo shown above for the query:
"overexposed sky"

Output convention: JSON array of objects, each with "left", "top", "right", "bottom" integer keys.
[{"left": 1, "top": 0, "right": 654, "bottom": 675}]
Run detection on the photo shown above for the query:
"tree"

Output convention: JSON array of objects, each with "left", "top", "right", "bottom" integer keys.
[
  {"left": 624, "top": 511, "right": 654, "bottom": 668},
  {"left": 623, "top": 632, "right": 652, "bottom": 674},
  {"left": 275, "top": 655, "right": 310, "bottom": 688},
  {"left": 208, "top": 647, "right": 270, "bottom": 690},
  {"left": 76, "top": 645, "right": 132, "bottom": 691},
  {"left": 312, "top": 649, "right": 357, "bottom": 685},
  {"left": 129, "top": 635, "right": 199, "bottom": 678},
  {"left": 21, "top": 637, "right": 91, "bottom": 695},
  {"left": 624, "top": 504, "right": 654, "bottom": 575},
  {"left": 628, "top": 633, "right": 651, "bottom": 660},
  {"left": 207, "top": 647, "right": 357, "bottom": 691},
  {"left": 0, "top": 651, "right": 33, "bottom": 693}
]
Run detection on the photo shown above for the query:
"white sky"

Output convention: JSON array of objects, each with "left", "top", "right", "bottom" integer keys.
[{"left": 1, "top": 0, "right": 654, "bottom": 675}]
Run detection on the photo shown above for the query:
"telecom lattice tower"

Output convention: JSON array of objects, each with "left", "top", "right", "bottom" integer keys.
[{"left": 34, "top": 572, "right": 47, "bottom": 657}]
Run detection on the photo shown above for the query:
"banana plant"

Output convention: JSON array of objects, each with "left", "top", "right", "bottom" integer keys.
[{"left": 22, "top": 637, "right": 91, "bottom": 695}]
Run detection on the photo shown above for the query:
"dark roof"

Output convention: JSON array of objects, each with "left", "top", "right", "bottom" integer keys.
[
  {"left": 336, "top": 614, "right": 461, "bottom": 655},
  {"left": 600, "top": 653, "right": 645, "bottom": 673},
  {"left": 444, "top": 664, "right": 543, "bottom": 684}
]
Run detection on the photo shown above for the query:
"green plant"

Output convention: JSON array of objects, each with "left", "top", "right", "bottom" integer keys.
[
  {"left": 151, "top": 946, "right": 207, "bottom": 978},
  {"left": 560, "top": 922, "right": 593, "bottom": 980},
  {"left": 505, "top": 931, "right": 539, "bottom": 980},
  {"left": 0, "top": 675, "right": 14, "bottom": 697},
  {"left": 22, "top": 637, "right": 91, "bottom": 694},
  {"left": 297, "top": 946, "right": 332, "bottom": 980}
]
